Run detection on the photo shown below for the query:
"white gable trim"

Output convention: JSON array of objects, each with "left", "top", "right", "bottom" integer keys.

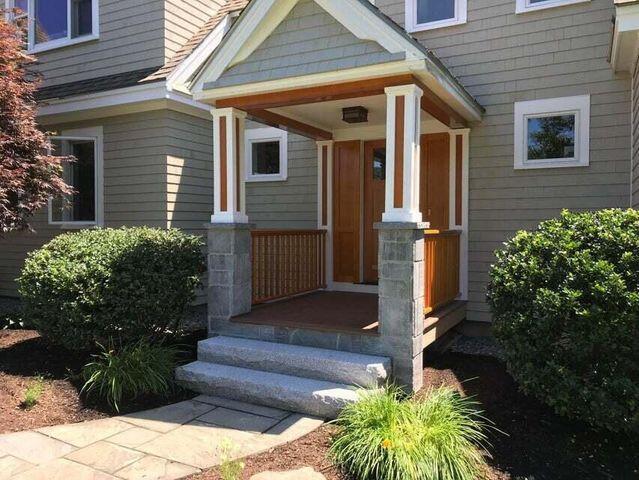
[{"left": 191, "top": 0, "right": 427, "bottom": 95}]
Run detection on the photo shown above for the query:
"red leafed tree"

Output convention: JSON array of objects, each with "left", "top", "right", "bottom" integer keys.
[{"left": 0, "top": 14, "right": 70, "bottom": 233}]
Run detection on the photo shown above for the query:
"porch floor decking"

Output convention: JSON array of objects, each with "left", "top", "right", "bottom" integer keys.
[{"left": 233, "top": 291, "right": 379, "bottom": 335}]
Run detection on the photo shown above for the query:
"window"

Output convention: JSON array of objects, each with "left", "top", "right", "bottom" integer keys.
[
  {"left": 515, "top": 0, "right": 589, "bottom": 14},
  {"left": 406, "top": 0, "right": 467, "bottom": 32},
  {"left": 49, "top": 127, "right": 103, "bottom": 227},
  {"left": 514, "top": 95, "right": 590, "bottom": 169},
  {"left": 7, "top": 0, "right": 98, "bottom": 53},
  {"left": 245, "top": 127, "right": 288, "bottom": 182}
]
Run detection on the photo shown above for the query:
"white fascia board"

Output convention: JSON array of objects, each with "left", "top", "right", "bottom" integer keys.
[
  {"left": 611, "top": 4, "right": 639, "bottom": 72},
  {"left": 37, "top": 82, "right": 211, "bottom": 121},
  {"left": 167, "top": 14, "right": 233, "bottom": 91}
]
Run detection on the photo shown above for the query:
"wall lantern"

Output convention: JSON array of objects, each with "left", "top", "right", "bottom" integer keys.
[{"left": 342, "top": 106, "right": 368, "bottom": 124}]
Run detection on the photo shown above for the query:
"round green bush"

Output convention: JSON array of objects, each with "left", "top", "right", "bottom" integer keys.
[
  {"left": 487, "top": 209, "right": 639, "bottom": 433},
  {"left": 19, "top": 227, "right": 204, "bottom": 351}
]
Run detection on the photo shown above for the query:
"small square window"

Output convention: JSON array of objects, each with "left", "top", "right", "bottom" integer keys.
[
  {"left": 406, "top": 0, "right": 467, "bottom": 32},
  {"left": 514, "top": 95, "right": 590, "bottom": 169},
  {"left": 245, "top": 127, "right": 288, "bottom": 182}
]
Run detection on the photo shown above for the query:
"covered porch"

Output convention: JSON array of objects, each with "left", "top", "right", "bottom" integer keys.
[{"left": 188, "top": 0, "right": 483, "bottom": 391}]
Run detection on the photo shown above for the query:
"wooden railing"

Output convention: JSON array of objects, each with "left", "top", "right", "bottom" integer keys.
[
  {"left": 251, "top": 230, "right": 327, "bottom": 305},
  {"left": 424, "top": 229, "right": 461, "bottom": 314}
]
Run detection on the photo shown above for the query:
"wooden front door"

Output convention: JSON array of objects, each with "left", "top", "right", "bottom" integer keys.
[
  {"left": 333, "top": 141, "right": 361, "bottom": 283},
  {"left": 420, "top": 133, "right": 450, "bottom": 230},
  {"left": 363, "top": 140, "right": 387, "bottom": 283}
]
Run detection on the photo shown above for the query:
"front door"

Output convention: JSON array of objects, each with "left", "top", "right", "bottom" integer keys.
[
  {"left": 360, "top": 134, "right": 450, "bottom": 283},
  {"left": 363, "top": 140, "right": 387, "bottom": 283}
]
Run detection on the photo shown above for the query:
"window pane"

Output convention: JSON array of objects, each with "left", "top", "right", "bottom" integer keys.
[
  {"left": 71, "top": 0, "right": 93, "bottom": 38},
  {"left": 372, "top": 148, "right": 386, "bottom": 180},
  {"left": 417, "top": 0, "right": 455, "bottom": 24},
  {"left": 527, "top": 115, "right": 575, "bottom": 160},
  {"left": 51, "top": 139, "right": 96, "bottom": 222},
  {"left": 251, "top": 141, "right": 280, "bottom": 175},
  {"left": 34, "top": 0, "right": 68, "bottom": 44}
]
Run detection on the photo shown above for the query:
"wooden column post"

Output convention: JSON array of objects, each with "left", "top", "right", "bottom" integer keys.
[
  {"left": 382, "top": 84, "right": 424, "bottom": 223},
  {"left": 211, "top": 107, "right": 248, "bottom": 224}
]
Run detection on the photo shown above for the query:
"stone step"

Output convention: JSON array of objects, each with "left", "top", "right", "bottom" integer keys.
[
  {"left": 176, "top": 361, "right": 360, "bottom": 419},
  {"left": 197, "top": 336, "right": 391, "bottom": 388}
]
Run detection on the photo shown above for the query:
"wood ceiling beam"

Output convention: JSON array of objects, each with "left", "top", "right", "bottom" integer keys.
[
  {"left": 247, "top": 109, "right": 333, "bottom": 141},
  {"left": 218, "top": 74, "right": 467, "bottom": 129}
]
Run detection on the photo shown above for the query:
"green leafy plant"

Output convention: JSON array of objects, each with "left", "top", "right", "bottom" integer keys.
[
  {"left": 329, "top": 386, "right": 490, "bottom": 480},
  {"left": 487, "top": 209, "right": 639, "bottom": 433},
  {"left": 81, "top": 341, "right": 181, "bottom": 412},
  {"left": 21, "top": 376, "right": 44, "bottom": 409},
  {"left": 218, "top": 439, "right": 245, "bottom": 480},
  {"left": 18, "top": 227, "right": 204, "bottom": 351}
]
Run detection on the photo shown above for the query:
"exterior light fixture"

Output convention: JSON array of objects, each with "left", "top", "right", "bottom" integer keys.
[{"left": 342, "top": 106, "right": 368, "bottom": 124}]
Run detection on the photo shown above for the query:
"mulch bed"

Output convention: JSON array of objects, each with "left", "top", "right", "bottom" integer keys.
[
  {"left": 192, "top": 352, "right": 638, "bottom": 480},
  {"left": 0, "top": 329, "right": 200, "bottom": 434}
]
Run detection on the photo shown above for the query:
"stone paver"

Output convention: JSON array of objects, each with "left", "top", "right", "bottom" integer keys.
[
  {"left": 38, "top": 419, "right": 133, "bottom": 448},
  {"left": 0, "top": 431, "right": 75, "bottom": 465},
  {"left": 116, "top": 456, "right": 200, "bottom": 480},
  {"left": 0, "top": 398, "right": 324, "bottom": 480},
  {"left": 197, "top": 407, "right": 280, "bottom": 433},
  {"left": 105, "top": 427, "right": 161, "bottom": 449},
  {"left": 66, "top": 441, "right": 144, "bottom": 474},
  {"left": 121, "top": 400, "right": 215, "bottom": 433},
  {"left": 11, "top": 458, "right": 118, "bottom": 480},
  {"left": 0, "top": 456, "right": 34, "bottom": 479}
]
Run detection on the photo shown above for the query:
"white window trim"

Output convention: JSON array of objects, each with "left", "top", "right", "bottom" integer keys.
[
  {"left": 515, "top": 0, "right": 589, "bottom": 14},
  {"left": 48, "top": 126, "right": 104, "bottom": 228},
  {"left": 514, "top": 95, "right": 590, "bottom": 170},
  {"left": 6, "top": 0, "right": 99, "bottom": 54},
  {"left": 406, "top": 0, "right": 467, "bottom": 33},
  {"left": 245, "top": 127, "right": 288, "bottom": 182}
]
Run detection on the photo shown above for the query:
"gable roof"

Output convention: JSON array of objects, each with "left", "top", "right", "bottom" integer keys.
[{"left": 144, "top": 0, "right": 249, "bottom": 83}]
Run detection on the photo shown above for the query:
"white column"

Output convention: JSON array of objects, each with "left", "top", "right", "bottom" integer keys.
[
  {"left": 317, "top": 140, "right": 334, "bottom": 286},
  {"left": 382, "top": 84, "right": 424, "bottom": 223},
  {"left": 211, "top": 107, "right": 248, "bottom": 224}
]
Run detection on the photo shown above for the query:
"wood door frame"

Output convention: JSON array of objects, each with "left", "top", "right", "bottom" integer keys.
[
  {"left": 332, "top": 140, "right": 362, "bottom": 284},
  {"left": 363, "top": 139, "right": 386, "bottom": 284}
]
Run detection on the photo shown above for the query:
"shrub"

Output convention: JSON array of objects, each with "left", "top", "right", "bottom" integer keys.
[
  {"left": 81, "top": 341, "right": 181, "bottom": 411},
  {"left": 20, "top": 376, "right": 44, "bottom": 409},
  {"left": 329, "top": 386, "right": 489, "bottom": 480},
  {"left": 487, "top": 209, "right": 639, "bottom": 433},
  {"left": 18, "top": 227, "right": 204, "bottom": 351}
]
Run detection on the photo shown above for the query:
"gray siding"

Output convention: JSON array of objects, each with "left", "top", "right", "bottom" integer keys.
[
  {"left": 376, "top": 0, "right": 631, "bottom": 323},
  {"left": 245, "top": 123, "right": 318, "bottom": 230},
  {"left": 209, "top": 0, "right": 402, "bottom": 89},
  {"left": 30, "top": 0, "right": 222, "bottom": 88},
  {"left": 633, "top": 59, "right": 639, "bottom": 209},
  {"left": 0, "top": 110, "right": 184, "bottom": 296}
]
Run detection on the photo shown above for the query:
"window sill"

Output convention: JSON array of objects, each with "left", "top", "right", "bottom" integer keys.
[
  {"left": 50, "top": 222, "right": 100, "bottom": 230},
  {"left": 515, "top": 0, "right": 589, "bottom": 14},
  {"left": 407, "top": 17, "right": 466, "bottom": 33},
  {"left": 514, "top": 160, "right": 588, "bottom": 170},
  {"left": 28, "top": 34, "right": 99, "bottom": 54},
  {"left": 246, "top": 175, "right": 288, "bottom": 183}
]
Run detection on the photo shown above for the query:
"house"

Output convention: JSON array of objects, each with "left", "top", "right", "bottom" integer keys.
[{"left": 1, "top": 0, "right": 638, "bottom": 416}]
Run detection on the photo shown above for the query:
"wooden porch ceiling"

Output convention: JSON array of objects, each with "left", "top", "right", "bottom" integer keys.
[{"left": 216, "top": 74, "right": 467, "bottom": 140}]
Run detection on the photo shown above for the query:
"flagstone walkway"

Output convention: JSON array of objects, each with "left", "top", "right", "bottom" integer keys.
[{"left": 0, "top": 395, "right": 324, "bottom": 480}]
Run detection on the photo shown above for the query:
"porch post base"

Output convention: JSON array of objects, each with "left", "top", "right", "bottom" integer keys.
[
  {"left": 375, "top": 221, "right": 428, "bottom": 393},
  {"left": 206, "top": 223, "right": 254, "bottom": 336}
]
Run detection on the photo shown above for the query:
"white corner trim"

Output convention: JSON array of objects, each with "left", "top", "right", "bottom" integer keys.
[
  {"left": 515, "top": 0, "right": 589, "bottom": 14},
  {"left": 245, "top": 127, "right": 288, "bottom": 182},
  {"left": 611, "top": 3, "right": 639, "bottom": 73},
  {"left": 48, "top": 126, "right": 104, "bottom": 228},
  {"left": 514, "top": 95, "right": 590, "bottom": 170},
  {"left": 405, "top": 0, "right": 467, "bottom": 33}
]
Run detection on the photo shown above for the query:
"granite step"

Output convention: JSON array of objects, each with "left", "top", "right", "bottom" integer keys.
[
  {"left": 197, "top": 336, "right": 391, "bottom": 388},
  {"left": 175, "top": 361, "right": 360, "bottom": 419}
]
